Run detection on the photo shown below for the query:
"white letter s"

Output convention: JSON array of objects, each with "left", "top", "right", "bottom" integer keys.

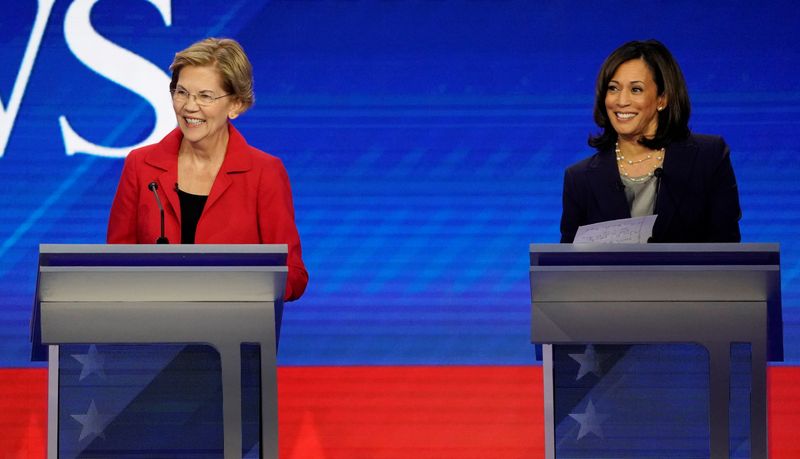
[{"left": 60, "top": 0, "right": 175, "bottom": 158}]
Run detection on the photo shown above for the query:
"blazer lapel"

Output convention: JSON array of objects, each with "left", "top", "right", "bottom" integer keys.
[
  {"left": 586, "top": 148, "right": 630, "bottom": 221},
  {"left": 653, "top": 136, "right": 698, "bottom": 237},
  {"left": 204, "top": 124, "right": 253, "bottom": 213},
  {"left": 143, "top": 125, "right": 254, "bottom": 233}
]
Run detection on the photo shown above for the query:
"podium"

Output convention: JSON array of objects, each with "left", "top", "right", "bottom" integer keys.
[
  {"left": 529, "top": 243, "right": 782, "bottom": 459},
  {"left": 31, "top": 244, "right": 288, "bottom": 459}
]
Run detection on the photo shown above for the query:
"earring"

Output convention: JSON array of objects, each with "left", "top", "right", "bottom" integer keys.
[{"left": 657, "top": 106, "right": 664, "bottom": 112}]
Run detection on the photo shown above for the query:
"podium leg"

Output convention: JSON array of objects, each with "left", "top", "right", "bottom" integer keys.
[
  {"left": 261, "top": 333, "right": 279, "bottom": 459},
  {"left": 48, "top": 346, "right": 59, "bottom": 459},
  {"left": 751, "top": 339, "right": 768, "bottom": 459},
  {"left": 220, "top": 344, "right": 244, "bottom": 459},
  {"left": 708, "top": 344, "right": 731, "bottom": 459},
  {"left": 542, "top": 344, "right": 555, "bottom": 459}
]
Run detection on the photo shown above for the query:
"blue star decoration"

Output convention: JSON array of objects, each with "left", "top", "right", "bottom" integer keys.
[
  {"left": 568, "top": 399, "right": 609, "bottom": 440},
  {"left": 71, "top": 400, "right": 113, "bottom": 441},
  {"left": 568, "top": 344, "right": 608, "bottom": 380},
  {"left": 71, "top": 344, "right": 106, "bottom": 381}
]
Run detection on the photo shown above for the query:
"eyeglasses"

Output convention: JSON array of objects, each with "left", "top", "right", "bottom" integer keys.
[{"left": 170, "top": 88, "right": 231, "bottom": 106}]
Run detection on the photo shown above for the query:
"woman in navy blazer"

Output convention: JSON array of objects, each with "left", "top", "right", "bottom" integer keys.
[
  {"left": 561, "top": 40, "right": 741, "bottom": 243},
  {"left": 108, "top": 37, "right": 308, "bottom": 301}
]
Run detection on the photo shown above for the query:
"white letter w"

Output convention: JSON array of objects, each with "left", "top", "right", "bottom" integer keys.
[{"left": 0, "top": 0, "right": 56, "bottom": 158}]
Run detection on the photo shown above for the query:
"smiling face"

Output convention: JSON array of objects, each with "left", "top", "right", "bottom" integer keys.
[
  {"left": 604, "top": 59, "right": 666, "bottom": 142},
  {"left": 173, "top": 65, "right": 242, "bottom": 149}
]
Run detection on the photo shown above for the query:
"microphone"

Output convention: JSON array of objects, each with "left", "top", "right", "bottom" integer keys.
[
  {"left": 653, "top": 167, "right": 664, "bottom": 187},
  {"left": 647, "top": 167, "right": 664, "bottom": 242},
  {"left": 654, "top": 167, "right": 664, "bottom": 195},
  {"left": 147, "top": 181, "right": 169, "bottom": 244}
]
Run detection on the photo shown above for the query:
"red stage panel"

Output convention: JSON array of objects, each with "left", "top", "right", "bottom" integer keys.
[
  {"left": 0, "top": 369, "right": 47, "bottom": 458},
  {"left": 768, "top": 366, "right": 800, "bottom": 458},
  {"left": 2, "top": 365, "right": 799, "bottom": 458},
  {"left": 279, "top": 366, "right": 545, "bottom": 459}
]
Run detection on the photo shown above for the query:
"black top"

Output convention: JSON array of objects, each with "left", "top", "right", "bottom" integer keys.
[{"left": 177, "top": 188, "right": 208, "bottom": 244}]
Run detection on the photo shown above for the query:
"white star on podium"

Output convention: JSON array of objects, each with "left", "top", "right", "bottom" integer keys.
[
  {"left": 568, "top": 399, "right": 609, "bottom": 440},
  {"left": 71, "top": 400, "right": 113, "bottom": 441},
  {"left": 568, "top": 344, "right": 608, "bottom": 380},
  {"left": 71, "top": 345, "right": 106, "bottom": 381}
]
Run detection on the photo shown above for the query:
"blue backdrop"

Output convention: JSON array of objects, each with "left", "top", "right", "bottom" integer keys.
[{"left": 2, "top": 0, "right": 799, "bottom": 367}]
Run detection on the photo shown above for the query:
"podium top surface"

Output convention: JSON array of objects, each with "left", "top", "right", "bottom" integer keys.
[
  {"left": 530, "top": 243, "right": 779, "bottom": 267},
  {"left": 528, "top": 242, "right": 784, "bottom": 361},
  {"left": 31, "top": 244, "right": 289, "bottom": 361},
  {"left": 39, "top": 243, "right": 288, "bottom": 267}
]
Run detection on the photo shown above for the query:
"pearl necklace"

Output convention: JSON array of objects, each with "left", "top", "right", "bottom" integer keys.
[{"left": 616, "top": 141, "right": 664, "bottom": 183}]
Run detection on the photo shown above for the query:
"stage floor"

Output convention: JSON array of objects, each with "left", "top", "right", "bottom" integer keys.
[{"left": 2, "top": 365, "right": 798, "bottom": 458}]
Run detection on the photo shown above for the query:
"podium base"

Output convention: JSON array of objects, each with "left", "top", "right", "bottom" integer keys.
[{"left": 53, "top": 344, "right": 263, "bottom": 459}]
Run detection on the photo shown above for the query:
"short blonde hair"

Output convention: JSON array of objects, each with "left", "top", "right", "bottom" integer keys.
[{"left": 170, "top": 37, "right": 254, "bottom": 112}]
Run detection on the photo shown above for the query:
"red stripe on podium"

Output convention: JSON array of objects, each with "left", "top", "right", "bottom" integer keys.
[{"left": 2, "top": 365, "right": 800, "bottom": 458}]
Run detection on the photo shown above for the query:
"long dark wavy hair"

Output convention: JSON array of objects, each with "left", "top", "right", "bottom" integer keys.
[{"left": 588, "top": 40, "right": 691, "bottom": 151}]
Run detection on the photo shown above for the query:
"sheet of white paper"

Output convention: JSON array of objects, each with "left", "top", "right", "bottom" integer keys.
[{"left": 573, "top": 215, "right": 657, "bottom": 244}]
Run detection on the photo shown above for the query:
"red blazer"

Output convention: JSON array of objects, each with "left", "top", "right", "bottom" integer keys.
[{"left": 107, "top": 124, "right": 308, "bottom": 301}]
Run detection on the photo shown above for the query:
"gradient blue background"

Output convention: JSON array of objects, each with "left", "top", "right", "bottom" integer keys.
[{"left": 2, "top": 0, "right": 799, "bottom": 367}]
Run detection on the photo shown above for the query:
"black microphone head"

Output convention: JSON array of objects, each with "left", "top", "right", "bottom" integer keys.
[
  {"left": 653, "top": 168, "right": 664, "bottom": 178},
  {"left": 148, "top": 181, "right": 158, "bottom": 191}
]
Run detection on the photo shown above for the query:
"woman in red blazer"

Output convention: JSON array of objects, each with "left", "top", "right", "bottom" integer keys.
[{"left": 108, "top": 37, "right": 308, "bottom": 301}]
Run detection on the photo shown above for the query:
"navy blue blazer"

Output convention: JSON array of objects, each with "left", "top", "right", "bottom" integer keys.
[{"left": 560, "top": 134, "right": 742, "bottom": 243}]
